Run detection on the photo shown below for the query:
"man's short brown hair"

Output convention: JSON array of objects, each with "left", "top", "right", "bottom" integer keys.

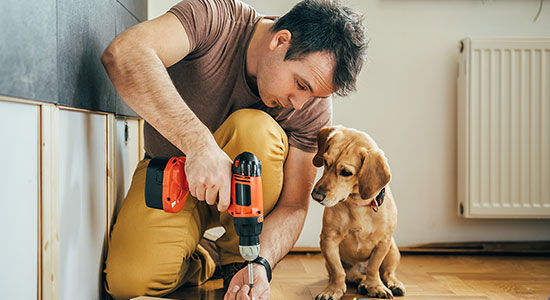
[{"left": 272, "top": 0, "right": 368, "bottom": 97}]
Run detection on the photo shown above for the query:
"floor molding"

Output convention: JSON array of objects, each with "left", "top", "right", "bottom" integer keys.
[{"left": 399, "top": 241, "right": 550, "bottom": 254}]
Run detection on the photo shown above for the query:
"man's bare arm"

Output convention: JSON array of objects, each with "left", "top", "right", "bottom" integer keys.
[
  {"left": 259, "top": 146, "right": 317, "bottom": 267},
  {"left": 101, "top": 13, "right": 232, "bottom": 210}
]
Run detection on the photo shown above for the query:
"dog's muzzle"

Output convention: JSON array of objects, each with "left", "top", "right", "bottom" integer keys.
[{"left": 311, "top": 189, "right": 325, "bottom": 202}]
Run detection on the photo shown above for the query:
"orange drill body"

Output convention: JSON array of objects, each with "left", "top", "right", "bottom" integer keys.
[
  {"left": 145, "top": 153, "right": 264, "bottom": 254},
  {"left": 229, "top": 174, "right": 264, "bottom": 220},
  {"left": 144, "top": 152, "right": 264, "bottom": 291}
]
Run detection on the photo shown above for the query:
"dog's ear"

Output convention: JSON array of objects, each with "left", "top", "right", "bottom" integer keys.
[
  {"left": 358, "top": 148, "right": 391, "bottom": 199},
  {"left": 313, "top": 126, "right": 336, "bottom": 167}
]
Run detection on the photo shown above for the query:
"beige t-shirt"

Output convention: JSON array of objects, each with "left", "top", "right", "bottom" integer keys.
[{"left": 143, "top": 0, "right": 332, "bottom": 157}]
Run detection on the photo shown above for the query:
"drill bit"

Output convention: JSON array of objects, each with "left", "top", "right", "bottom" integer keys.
[{"left": 248, "top": 261, "right": 254, "bottom": 297}]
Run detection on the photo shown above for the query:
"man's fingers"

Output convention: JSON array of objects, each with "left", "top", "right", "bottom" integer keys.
[
  {"left": 217, "top": 179, "right": 231, "bottom": 211},
  {"left": 191, "top": 183, "right": 206, "bottom": 201},
  {"left": 237, "top": 285, "right": 250, "bottom": 300},
  {"left": 205, "top": 184, "right": 218, "bottom": 205},
  {"left": 224, "top": 285, "right": 240, "bottom": 300}
]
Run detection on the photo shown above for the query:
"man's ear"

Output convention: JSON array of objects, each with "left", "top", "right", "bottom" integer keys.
[
  {"left": 313, "top": 126, "right": 336, "bottom": 167},
  {"left": 269, "top": 29, "right": 292, "bottom": 50},
  {"left": 358, "top": 148, "right": 391, "bottom": 199}
]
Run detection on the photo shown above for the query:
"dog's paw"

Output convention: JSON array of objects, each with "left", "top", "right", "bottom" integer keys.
[
  {"left": 387, "top": 281, "right": 406, "bottom": 297},
  {"left": 358, "top": 282, "right": 394, "bottom": 299},
  {"left": 315, "top": 285, "right": 346, "bottom": 300}
]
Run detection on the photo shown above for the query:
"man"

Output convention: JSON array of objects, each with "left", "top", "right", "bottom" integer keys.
[{"left": 101, "top": 0, "right": 367, "bottom": 299}]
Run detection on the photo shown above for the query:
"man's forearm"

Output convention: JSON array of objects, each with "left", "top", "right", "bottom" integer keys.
[
  {"left": 101, "top": 34, "right": 215, "bottom": 155},
  {"left": 257, "top": 147, "right": 317, "bottom": 269},
  {"left": 258, "top": 201, "right": 308, "bottom": 268}
]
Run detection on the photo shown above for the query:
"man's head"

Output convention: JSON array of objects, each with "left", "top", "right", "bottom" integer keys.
[
  {"left": 272, "top": 0, "right": 367, "bottom": 97},
  {"left": 255, "top": 0, "right": 367, "bottom": 110}
]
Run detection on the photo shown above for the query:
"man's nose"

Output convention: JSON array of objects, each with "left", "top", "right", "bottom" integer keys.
[{"left": 289, "top": 92, "right": 310, "bottom": 110}]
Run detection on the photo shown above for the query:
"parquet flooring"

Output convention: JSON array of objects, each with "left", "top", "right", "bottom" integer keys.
[{"left": 153, "top": 253, "right": 550, "bottom": 300}]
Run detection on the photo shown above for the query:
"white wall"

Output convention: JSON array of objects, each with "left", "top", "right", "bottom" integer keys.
[{"left": 148, "top": 0, "right": 550, "bottom": 247}]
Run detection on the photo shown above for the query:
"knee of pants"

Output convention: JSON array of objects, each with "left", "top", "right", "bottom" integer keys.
[
  {"left": 215, "top": 109, "right": 288, "bottom": 164},
  {"left": 215, "top": 108, "right": 289, "bottom": 214}
]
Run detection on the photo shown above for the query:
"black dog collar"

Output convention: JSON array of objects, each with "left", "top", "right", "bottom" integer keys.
[{"left": 368, "top": 188, "right": 386, "bottom": 212}]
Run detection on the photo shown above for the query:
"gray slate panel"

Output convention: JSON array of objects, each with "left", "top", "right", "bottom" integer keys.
[
  {"left": 57, "top": 0, "right": 117, "bottom": 112},
  {"left": 0, "top": 0, "right": 57, "bottom": 102},
  {"left": 114, "top": 2, "right": 140, "bottom": 117},
  {"left": 117, "top": 0, "right": 148, "bottom": 22}
]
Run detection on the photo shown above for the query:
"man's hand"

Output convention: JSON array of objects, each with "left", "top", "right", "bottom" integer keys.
[
  {"left": 224, "top": 264, "right": 270, "bottom": 300},
  {"left": 185, "top": 143, "right": 233, "bottom": 211}
]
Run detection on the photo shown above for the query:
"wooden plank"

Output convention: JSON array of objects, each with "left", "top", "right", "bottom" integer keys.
[
  {"left": 106, "top": 114, "right": 116, "bottom": 233},
  {"left": 138, "top": 119, "right": 145, "bottom": 159},
  {"left": 291, "top": 247, "right": 321, "bottom": 253},
  {"left": 105, "top": 113, "right": 116, "bottom": 300},
  {"left": 40, "top": 104, "right": 60, "bottom": 300}
]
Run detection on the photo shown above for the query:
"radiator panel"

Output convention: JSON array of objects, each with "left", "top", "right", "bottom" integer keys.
[{"left": 458, "top": 38, "right": 550, "bottom": 218}]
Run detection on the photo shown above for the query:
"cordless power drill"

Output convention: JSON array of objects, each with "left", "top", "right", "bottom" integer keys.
[{"left": 144, "top": 152, "right": 264, "bottom": 292}]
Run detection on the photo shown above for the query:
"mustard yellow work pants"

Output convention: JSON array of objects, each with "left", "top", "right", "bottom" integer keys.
[{"left": 104, "top": 109, "right": 288, "bottom": 299}]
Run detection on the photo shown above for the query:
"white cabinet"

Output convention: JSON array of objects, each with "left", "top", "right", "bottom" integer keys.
[
  {"left": 58, "top": 110, "right": 107, "bottom": 300},
  {"left": 0, "top": 101, "right": 39, "bottom": 300},
  {"left": 0, "top": 97, "right": 143, "bottom": 300}
]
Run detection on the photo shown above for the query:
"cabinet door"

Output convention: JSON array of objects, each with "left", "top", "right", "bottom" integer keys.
[
  {"left": 58, "top": 109, "right": 107, "bottom": 300},
  {"left": 0, "top": 100, "right": 39, "bottom": 299},
  {"left": 114, "top": 118, "right": 141, "bottom": 217}
]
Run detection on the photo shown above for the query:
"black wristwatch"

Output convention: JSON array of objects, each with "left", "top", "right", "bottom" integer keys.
[{"left": 252, "top": 256, "right": 272, "bottom": 282}]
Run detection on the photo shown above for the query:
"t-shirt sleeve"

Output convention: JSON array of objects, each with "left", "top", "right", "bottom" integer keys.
[
  {"left": 287, "top": 97, "right": 333, "bottom": 153},
  {"left": 168, "top": 0, "right": 227, "bottom": 57}
]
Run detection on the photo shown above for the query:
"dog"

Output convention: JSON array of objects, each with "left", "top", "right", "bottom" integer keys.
[{"left": 311, "top": 125, "right": 405, "bottom": 299}]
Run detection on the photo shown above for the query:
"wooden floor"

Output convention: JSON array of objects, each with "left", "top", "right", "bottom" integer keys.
[{"left": 160, "top": 253, "right": 550, "bottom": 300}]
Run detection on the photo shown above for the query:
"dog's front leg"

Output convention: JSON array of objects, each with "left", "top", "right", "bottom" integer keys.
[
  {"left": 358, "top": 239, "right": 394, "bottom": 299},
  {"left": 316, "top": 233, "right": 346, "bottom": 300}
]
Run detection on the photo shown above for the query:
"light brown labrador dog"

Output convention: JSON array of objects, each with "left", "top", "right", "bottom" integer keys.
[{"left": 311, "top": 125, "right": 405, "bottom": 300}]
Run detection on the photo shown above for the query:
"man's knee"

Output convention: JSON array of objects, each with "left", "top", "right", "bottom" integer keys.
[{"left": 219, "top": 109, "right": 288, "bottom": 160}]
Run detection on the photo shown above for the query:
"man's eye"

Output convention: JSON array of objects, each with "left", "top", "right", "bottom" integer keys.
[
  {"left": 340, "top": 169, "right": 352, "bottom": 177},
  {"left": 297, "top": 81, "right": 307, "bottom": 90}
]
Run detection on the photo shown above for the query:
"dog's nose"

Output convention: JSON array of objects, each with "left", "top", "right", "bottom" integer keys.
[{"left": 311, "top": 189, "right": 325, "bottom": 202}]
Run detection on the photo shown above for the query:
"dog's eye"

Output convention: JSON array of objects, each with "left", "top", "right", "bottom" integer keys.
[{"left": 340, "top": 169, "right": 353, "bottom": 177}]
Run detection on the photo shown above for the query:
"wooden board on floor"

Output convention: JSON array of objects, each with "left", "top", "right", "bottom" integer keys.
[{"left": 161, "top": 252, "right": 550, "bottom": 300}]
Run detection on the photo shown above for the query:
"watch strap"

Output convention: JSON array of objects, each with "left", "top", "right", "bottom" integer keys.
[{"left": 252, "top": 256, "right": 272, "bottom": 282}]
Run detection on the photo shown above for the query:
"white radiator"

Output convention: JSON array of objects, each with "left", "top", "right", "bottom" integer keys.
[{"left": 457, "top": 37, "right": 550, "bottom": 218}]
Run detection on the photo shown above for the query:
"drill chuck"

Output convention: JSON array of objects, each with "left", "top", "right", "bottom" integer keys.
[
  {"left": 239, "top": 245, "right": 260, "bottom": 261},
  {"left": 233, "top": 215, "right": 263, "bottom": 260}
]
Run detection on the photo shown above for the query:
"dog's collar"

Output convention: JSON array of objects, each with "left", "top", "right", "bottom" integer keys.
[{"left": 367, "top": 188, "right": 386, "bottom": 212}]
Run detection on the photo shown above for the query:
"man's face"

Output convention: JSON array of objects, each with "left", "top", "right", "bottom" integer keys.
[{"left": 257, "top": 48, "right": 335, "bottom": 110}]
